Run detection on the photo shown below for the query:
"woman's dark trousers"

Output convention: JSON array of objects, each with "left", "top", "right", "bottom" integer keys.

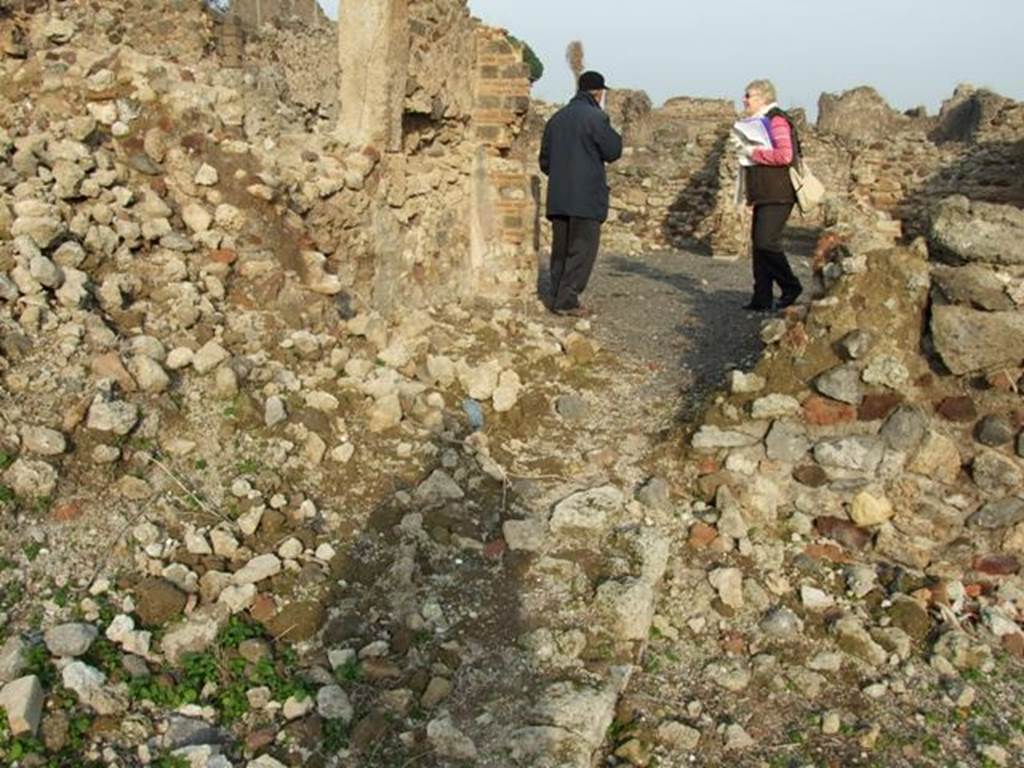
[
  {"left": 549, "top": 215, "right": 602, "bottom": 311},
  {"left": 750, "top": 203, "right": 801, "bottom": 309}
]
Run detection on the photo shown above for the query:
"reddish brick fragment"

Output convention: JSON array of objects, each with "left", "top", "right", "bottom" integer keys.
[
  {"left": 51, "top": 500, "right": 83, "bottom": 523},
  {"left": 804, "top": 543, "right": 854, "bottom": 564},
  {"left": 803, "top": 395, "right": 856, "bottom": 426},
  {"left": 688, "top": 522, "right": 718, "bottom": 550},
  {"left": 210, "top": 248, "right": 237, "bottom": 264},
  {"left": 793, "top": 465, "right": 829, "bottom": 487},
  {"left": 814, "top": 516, "right": 872, "bottom": 550},
  {"left": 936, "top": 396, "right": 977, "bottom": 422},
  {"left": 858, "top": 393, "right": 903, "bottom": 421},
  {"left": 483, "top": 539, "right": 506, "bottom": 560},
  {"left": 249, "top": 593, "right": 278, "bottom": 623},
  {"left": 972, "top": 554, "right": 1020, "bottom": 575}
]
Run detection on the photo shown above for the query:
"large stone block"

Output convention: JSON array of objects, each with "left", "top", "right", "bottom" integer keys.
[
  {"left": 931, "top": 304, "right": 1024, "bottom": 375},
  {"left": 929, "top": 196, "right": 1024, "bottom": 266}
]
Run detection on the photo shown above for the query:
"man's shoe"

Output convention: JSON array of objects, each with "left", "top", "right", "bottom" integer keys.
[
  {"left": 777, "top": 288, "right": 803, "bottom": 309},
  {"left": 558, "top": 305, "right": 593, "bottom": 318},
  {"left": 742, "top": 301, "right": 773, "bottom": 312}
]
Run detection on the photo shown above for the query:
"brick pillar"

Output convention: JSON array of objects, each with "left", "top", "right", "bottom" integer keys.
[{"left": 337, "top": 0, "right": 409, "bottom": 151}]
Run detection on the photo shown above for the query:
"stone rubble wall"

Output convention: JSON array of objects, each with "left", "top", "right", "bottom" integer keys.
[
  {"left": 332, "top": 0, "right": 537, "bottom": 312},
  {"left": 229, "top": 0, "right": 330, "bottom": 29},
  {"left": 242, "top": 21, "right": 338, "bottom": 125}
]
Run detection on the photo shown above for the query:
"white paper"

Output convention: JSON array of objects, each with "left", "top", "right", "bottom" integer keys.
[{"left": 732, "top": 118, "right": 772, "bottom": 166}]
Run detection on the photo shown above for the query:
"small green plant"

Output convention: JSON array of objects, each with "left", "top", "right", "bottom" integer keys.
[
  {"left": 335, "top": 657, "right": 362, "bottom": 684},
  {"left": 51, "top": 583, "right": 72, "bottom": 607},
  {"left": 235, "top": 458, "right": 262, "bottom": 475},
  {"left": 0, "top": 485, "right": 15, "bottom": 505},
  {"left": 0, "top": 451, "right": 14, "bottom": 470},
  {"left": 194, "top": 458, "right": 208, "bottom": 471},
  {"left": 323, "top": 719, "right": 349, "bottom": 751},
  {"left": 216, "top": 680, "right": 250, "bottom": 722},
  {"left": 22, "top": 541, "right": 44, "bottom": 562},
  {"left": 153, "top": 755, "right": 191, "bottom": 768},
  {"left": 218, "top": 615, "right": 263, "bottom": 649},
  {"left": 23, "top": 644, "right": 57, "bottom": 687},
  {"left": 84, "top": 638, "right": 121, "bottom": 676}
]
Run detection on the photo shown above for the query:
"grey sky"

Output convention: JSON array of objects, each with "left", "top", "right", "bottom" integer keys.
[{"left": 318, "top": 0, "right": 1022, "bottom": 118}]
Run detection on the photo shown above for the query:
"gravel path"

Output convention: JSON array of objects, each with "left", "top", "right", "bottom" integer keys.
[{"left": 558, "top": 246, "right": 814, "bottom": 420}]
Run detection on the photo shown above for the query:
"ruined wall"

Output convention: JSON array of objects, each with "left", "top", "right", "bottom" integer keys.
[
  {"left": 330, "top": 0, "right": 536, "bottom": 311},
  {"left": 229, "top": 0, "right": 329, "bottom": 29},
  {"left": 243, "top": 21, "right": 338, "bottom": 124}
]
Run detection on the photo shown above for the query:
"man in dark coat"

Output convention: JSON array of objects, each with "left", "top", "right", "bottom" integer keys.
[{"left": 539, "top": 70, "right": 623, "bottom": 316}]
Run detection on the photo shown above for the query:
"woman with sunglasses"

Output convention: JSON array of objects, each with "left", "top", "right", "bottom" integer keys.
[{"left": 737, "top": 80, "right": 803, "bottom": 312}]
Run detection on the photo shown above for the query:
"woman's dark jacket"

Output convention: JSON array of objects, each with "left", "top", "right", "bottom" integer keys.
[{"left": 745, "top": 108, "right": 798, "bottom": 205}]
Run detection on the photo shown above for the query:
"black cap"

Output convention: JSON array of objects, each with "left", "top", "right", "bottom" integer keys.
[{"left": 578, "top": 70, "right": 607, "bottom": 92}]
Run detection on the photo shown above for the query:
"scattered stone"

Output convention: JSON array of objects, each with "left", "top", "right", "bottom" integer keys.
[
  {"left": 420, "top": 677, "right": 452, "bottom": 708},
  {"left": 888, "top": 596, "right": 932, "bottom": 640},
  {"left": 426, "top": 716, "right": 478, "bottom": 761},
  {"left": 161, "top": 605, "right": 229, "bottom": 665},
  {"left": 44, "top": 624, "right": 97, "bottom": 658},
  {"left": 835, "top": 617, "right": 888, "bottom": 665},
  {"left": 760, "top": 607, "right": 803, "bottom": 639},
  {"left": 862, "top": 355, "right": 909, "bottom": 389},
  {"left": 61, "top": 662, "right": 127, "bottom": 715},
  {"left": 317, "top": 685, "right": 353, "bottom": 722},
  {"left": 880, "top": 405, "right": 927, "bottom": 451},
  {"left": 800, "top": 585, "right": 835, "bottom": 611},
  {"left": 232, "top": 554, "right": 282, "bottom": 585},
  {"left": 0, "top": 637, "right": 27, "bottom": 685},
  {"left": 907, "top": 431, "right": 962, "bottom": 483},
  {"left": 655, "top": 721, "right": 701, "bottom": 750},
  {"left": 972, "top": 449, "right": 1023, "bottom": 494},
  {"left": 850, "top": 490, "right": 895, "bottom": 526},
  {"left": 709, "top": 568, "right": 744, "bottom": 610},
  {"left": 635, "top": 477, "right": 670, "bottom": 510},
  {"left": 3, "top": 458, "right": 58, "bottom": 498},
  {"left": 838, "top": 329, "right": 873, "bottom": 360},
  {"left": 193, "top": 341, "right": 230, "bottom": 374},
  {"left": 415, "top": 470, "right": 465, "bottom": 503},
  {"left": 728, "top": 370, "right": 765, "bottom": 394},
  {"left": 134, "top": 578, "right": 187, "bottom": 627},
  {"left": 86, "top": 397, "right": 139, "bottom": 436},
  {"left": 550, "top": 486, "right": 623, "bottom": 534},
  {"left": 0, "top": 675, "right": 44, "bottom": 736},
  {"left": 705, "top": 660, "right": 751, "bottom": 692},
  {"left": 595, "top": 578, "right": 655, "bottom": 640},
  {"left": 751, "top": 393, "right": 801, "bottom": 419},
  {"left": 815, "top": 364, "right": 864, "bottom": 404},
  {"left": 723, "top": 723, "right": 754, "bottom": 750},
  {"left": 970, "top": 497, "right": 1024, "bottom": 529}
]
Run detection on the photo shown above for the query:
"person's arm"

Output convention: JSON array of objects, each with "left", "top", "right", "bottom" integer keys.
[
  {"left": 593, "top": 113, "right": 623, "bottom": 164},
  {"left": 539, "top": 122, "right": 551, "bottom": 175},
  {"left": 751, "top": 116, "right": 793, "bottom": 166}
]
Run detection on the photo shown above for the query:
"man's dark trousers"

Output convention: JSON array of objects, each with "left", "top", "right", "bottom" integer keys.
[{"left": 550, "top": 216, "right": 601, "bottom": 311}]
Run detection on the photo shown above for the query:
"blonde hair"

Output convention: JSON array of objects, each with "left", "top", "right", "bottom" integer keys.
[{"left": 746, "top": 79, "right": 777, "bottom": 103}]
